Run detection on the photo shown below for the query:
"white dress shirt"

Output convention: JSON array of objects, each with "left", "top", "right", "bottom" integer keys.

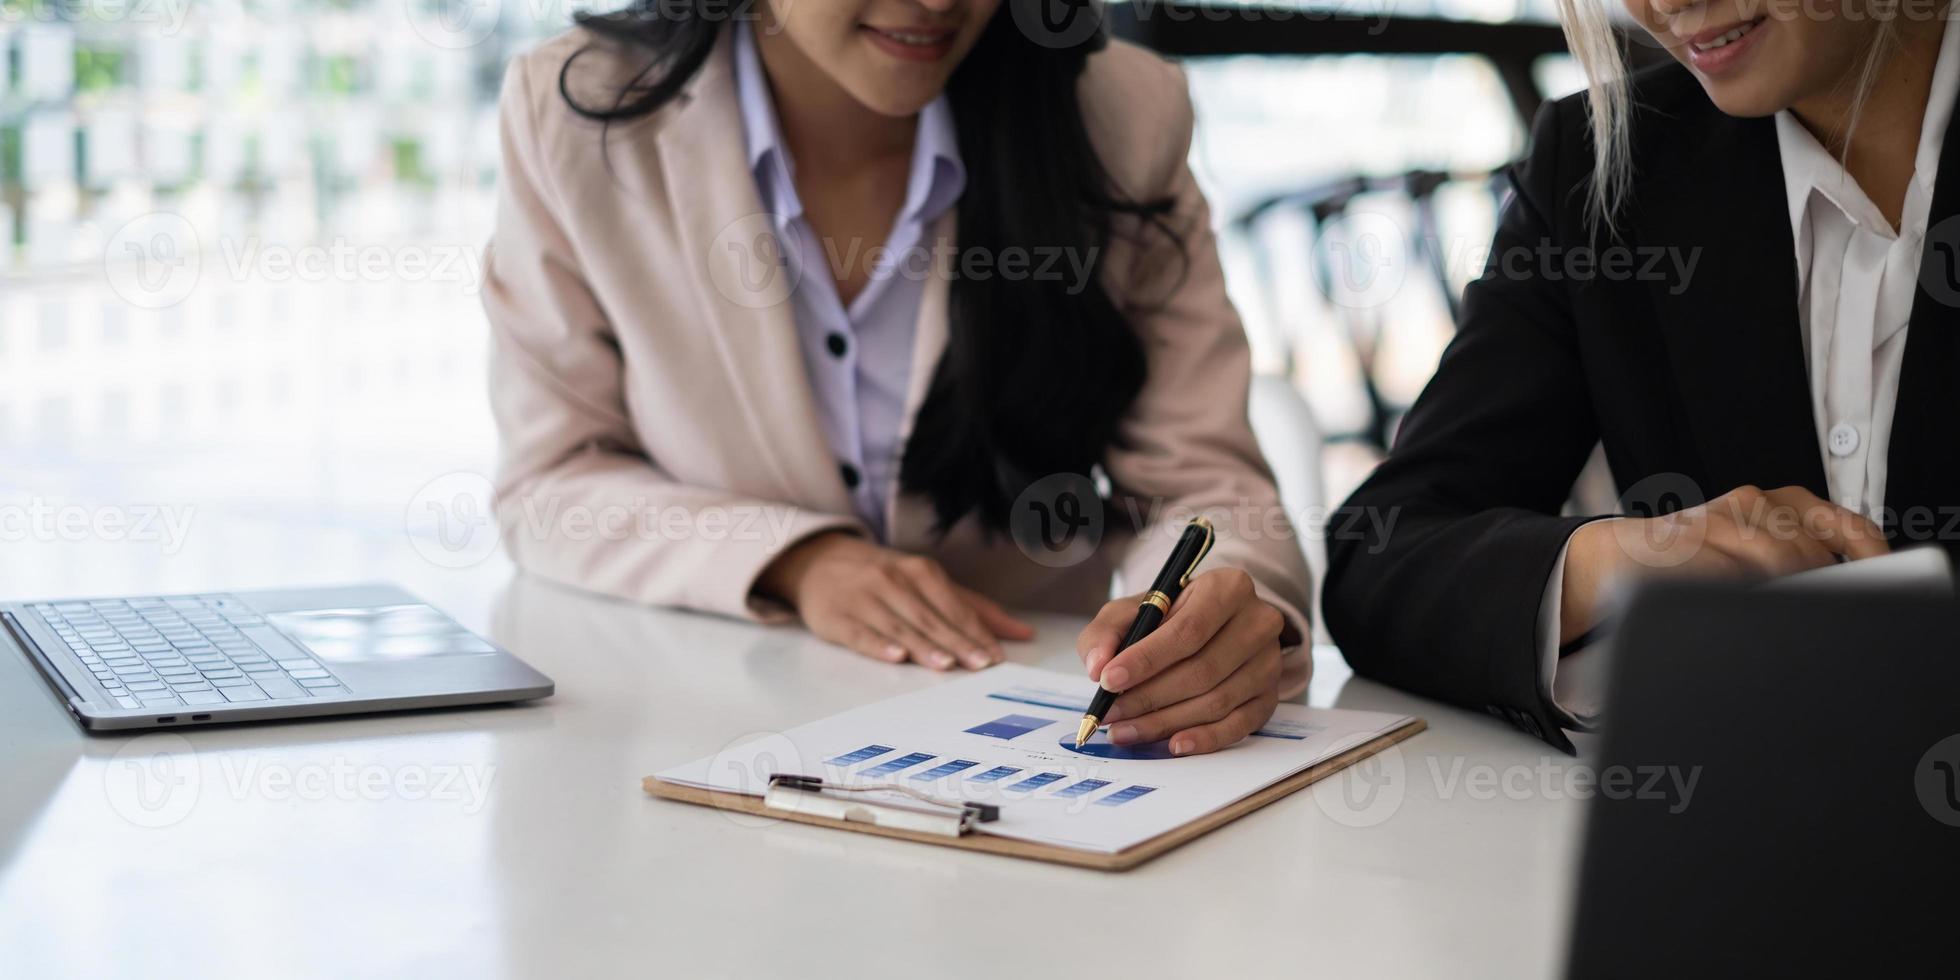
[{"left": 1539, "top": 13, "right": 1960, "bottom": 728}]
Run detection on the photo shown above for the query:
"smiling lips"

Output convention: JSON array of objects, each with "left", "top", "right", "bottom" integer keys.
[
  {"left": 861, "top": 24, "right": 957, "bottom": 63},
  {"left": 1680, "top": 17, "right": 1766, "bottom": 76}
]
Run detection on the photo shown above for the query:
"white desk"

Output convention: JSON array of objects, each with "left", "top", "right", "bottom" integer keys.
[{"left": 0, "top": 573, "right": 1586, "bottom": 979}]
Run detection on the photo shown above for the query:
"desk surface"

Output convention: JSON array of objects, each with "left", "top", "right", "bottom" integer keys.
[{"left": 0, "top": 574, "right": 1585, "bottom": 979}]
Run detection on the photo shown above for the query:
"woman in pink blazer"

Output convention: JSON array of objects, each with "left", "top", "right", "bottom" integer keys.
[{"left": 484, "top": 0, "right": 1313, "bottom": 755}]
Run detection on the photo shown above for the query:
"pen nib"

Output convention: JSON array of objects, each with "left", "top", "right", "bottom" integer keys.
[{"left": 1074, "top": 716, "right": 1098, "bottom": 749}]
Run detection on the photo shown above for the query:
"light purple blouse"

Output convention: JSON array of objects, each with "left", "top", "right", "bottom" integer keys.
[{"left": 732, "top": 23, "right": 966, "bottom": 541}]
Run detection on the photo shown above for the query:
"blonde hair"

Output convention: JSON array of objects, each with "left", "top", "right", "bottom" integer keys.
[{"left": 1554, "top": 1, "right": 1908, "bottom": 235}]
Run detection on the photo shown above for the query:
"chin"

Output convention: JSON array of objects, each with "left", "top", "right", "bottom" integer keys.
[
  {"left": 852, "top": 87, "right": 942, "bottom": 118},
  {"left": 1695, "top": 79, "right": 1791, "bottom": 119}
]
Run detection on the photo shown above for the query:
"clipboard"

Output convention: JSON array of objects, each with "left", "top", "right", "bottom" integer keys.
[{"left": 644, "top": 716, "right": 1425, "bottom": 871}]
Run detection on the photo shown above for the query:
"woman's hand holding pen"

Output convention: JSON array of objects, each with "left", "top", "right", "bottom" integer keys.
[
  {"left": 758, "top": 532, "right": 1035, "bottom": 671},
  {"left": 1075, "top": 568, "right": 1289, "bottom": 757}
]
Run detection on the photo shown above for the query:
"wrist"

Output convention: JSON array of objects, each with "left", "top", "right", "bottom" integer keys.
[
  {"left": 757, "top": 531, "right": 860, "bottom": 607},
  {"left": 1560, "top": 520, "right": 1624, "bottom": 644}
]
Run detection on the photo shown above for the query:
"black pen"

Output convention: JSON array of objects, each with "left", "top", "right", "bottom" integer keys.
[{"left": 1075, "top": 517, "right": 1216, "bottom": 748}]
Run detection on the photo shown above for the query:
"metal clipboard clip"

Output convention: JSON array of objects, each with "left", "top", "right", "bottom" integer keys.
[{"left": 765, "top": 774, "right": 999, "bottom": 838}]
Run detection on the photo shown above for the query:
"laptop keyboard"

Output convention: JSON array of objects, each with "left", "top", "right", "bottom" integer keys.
[{"left": 30, "top": 594, "right": 349, "bottom": 710}]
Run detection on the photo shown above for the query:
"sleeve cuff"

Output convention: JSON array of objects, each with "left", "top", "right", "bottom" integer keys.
[{"left": 1537, "top": 524, "right": 1613, "bottom": 730}]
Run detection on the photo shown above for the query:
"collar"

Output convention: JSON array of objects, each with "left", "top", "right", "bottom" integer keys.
[{"left": 732, "top": 21, "right": 966, "bottom": 229}]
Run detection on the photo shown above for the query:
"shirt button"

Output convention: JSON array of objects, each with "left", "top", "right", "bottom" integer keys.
[
  {"left": 1828, "top": 423, "right": 1860, "bottom": 457},
  {"left": 839, "top": 462, "right": 861, "bottom": 489},
  {"left": 825, "top": 332, "right": 849, "bottom": 358}
]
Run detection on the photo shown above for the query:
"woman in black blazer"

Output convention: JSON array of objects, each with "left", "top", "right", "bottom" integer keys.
[{"left": 1324, "top": 0, "right": 1960, "bottom": 750}]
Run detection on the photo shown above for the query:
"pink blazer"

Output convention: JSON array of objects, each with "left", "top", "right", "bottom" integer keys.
[{"left": 484, "top": 28, "right": 1315, "bottom": 693}]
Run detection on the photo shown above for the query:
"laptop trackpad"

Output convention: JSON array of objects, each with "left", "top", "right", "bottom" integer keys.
[{"left": 266, "top": 604, "right": 495, "bottom": 662}]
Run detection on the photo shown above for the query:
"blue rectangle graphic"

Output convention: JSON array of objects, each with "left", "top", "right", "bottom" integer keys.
[
  {"left": 1055, "top": 778, "right": 1112, "bottom": 799},
  {"left": 1095, "top": 785, "right": 1159, "bottom": 807},
  {"left": 963, "top": 713, "right": 1056, "bottom": 740},
  {"left": 1006, "top": 772, "right": 1066, "bottom": 792},
  {"left": 910, "top": 759, "right": 980, "bottom": 781},
  {"left": 826, "top": 744, "right": 895, "bottom": 766},
  {"left": 969, "top": 766, "right": 1022, "bottom": 783},
  {"left": 859, "top": 751, "right": 935, "bottom": 777},
  {"left": 988, "top": 688, "right": 1300, "bottom": 740}
]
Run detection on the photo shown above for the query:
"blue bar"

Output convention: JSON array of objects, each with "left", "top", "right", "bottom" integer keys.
[
  {"left": 1005, "top": 772, "right": 1065, "bottom": 792},
  {"left": 987, "top": 690, "right": 1300, "bottom": 739},
  {"left": 826, "top": 744, "right": 895, "bottom": 766},
  {"left": 1095, "top": 785, "right": 1159, "bottom": 807},
  {"left": 1055, "top": 778, "right": 1112, "bottom": 799},
  {"left": 910, "top": 759, "right": 979, "bottom": 781},
  {"left": 858, "top": 751, "right": 935, "bottom": 777},
  {"left": 969, "top": 766, "right": 1022, "bottom": 783},
  {"left": 963, "top": 713, "right": 1055, "bottom": 740}
]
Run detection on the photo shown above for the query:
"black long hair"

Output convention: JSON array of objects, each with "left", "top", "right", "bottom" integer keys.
[{"left": 560, "top": 0, "right": 1180, "bottom": 534}]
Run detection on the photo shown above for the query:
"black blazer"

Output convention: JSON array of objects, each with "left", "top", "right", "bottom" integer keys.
[{"left": 1323, "top": 61, "right": 1960, "bottom": 753}]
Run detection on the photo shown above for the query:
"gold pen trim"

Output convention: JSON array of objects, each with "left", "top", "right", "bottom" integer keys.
[{"left": 1140, "top": 591, "right": 1171, "bottom": 615}]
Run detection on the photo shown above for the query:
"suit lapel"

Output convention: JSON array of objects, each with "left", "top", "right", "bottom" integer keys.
[
  {"left": 1635, "top": 111, "right": 1829, "bottom": 501},
  {"left": 1887, "top": 75, "right": 1960, "bottom": 536},
  {"left": 653, "top": 30, "right": 853, "bottom": 515}
]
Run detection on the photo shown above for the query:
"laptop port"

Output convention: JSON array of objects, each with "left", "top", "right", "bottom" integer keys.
[
  {"left": 156, "top": 716, "right": 177, "bottom": 724},
  {"left": 191, "top": 714, "right": 211, "bottom": 721}
]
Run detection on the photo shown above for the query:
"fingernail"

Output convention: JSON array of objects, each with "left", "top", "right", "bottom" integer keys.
[
  {"left": 1170, "top": 738, "right": 1194, "bottom": 756},
  {"left": 930, "top": 650, "right": 955, "bottom": 669},
  {"left": 1101, "top": 665, "right": 1130, "bottom": 690},
  {"left": 960, "top": 650, "right": 990, "bottom": 670},
  {"left": 1111, "top": 724, "right": 1139, "bottom": 744},
  {"left": 883, "top": 644, "right": 906, "bottom": 662}
]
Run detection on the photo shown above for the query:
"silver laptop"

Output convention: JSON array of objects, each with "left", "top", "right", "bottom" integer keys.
[{"left": 2, "top": 583, "right": 552, "bottom": 731}]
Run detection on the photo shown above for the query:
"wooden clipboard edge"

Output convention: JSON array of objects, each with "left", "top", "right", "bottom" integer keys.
[{"left": 643, "top": 716, "right": 1427, "bottom": 872}]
